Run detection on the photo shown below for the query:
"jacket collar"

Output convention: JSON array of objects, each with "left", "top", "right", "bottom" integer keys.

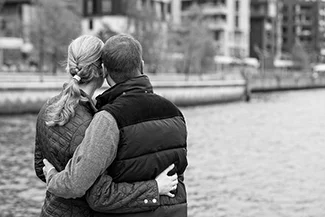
[
  {"left": 80, "top": 89, "right": 98, "bottom": 113},
  {"left": 96, "top": 75, "right": 153, "bottom": 108}
]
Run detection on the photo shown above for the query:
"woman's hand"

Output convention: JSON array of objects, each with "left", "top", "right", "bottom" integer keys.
[
  {"left": 42, "top": 159, "right": 57, "bottom": 183},
  {"left": 155, "top": 164, "right": 178, "bottom": 198}
]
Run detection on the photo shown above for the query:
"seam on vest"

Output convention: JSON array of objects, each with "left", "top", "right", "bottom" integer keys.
[
  {"left": 114, "top": 146, "right": 187, "bottom": 162},
  {"left": 159, "top": 202, "right": 187, "bottom": 207},
  {"left": 120, "top": 115, "right": 187, "bottom": 132},
  {"left": 118, "top": 114, "right": 185, "bottom": 129}
]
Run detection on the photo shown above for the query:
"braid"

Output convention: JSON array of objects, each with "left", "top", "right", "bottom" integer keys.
[{"left": 44, "top": 35, "right": 104, "bottom": 126}]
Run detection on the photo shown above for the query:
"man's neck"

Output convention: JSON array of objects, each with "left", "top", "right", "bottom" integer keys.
[{"left": 79, "top": 84, "right": 96, "bottom": 98}]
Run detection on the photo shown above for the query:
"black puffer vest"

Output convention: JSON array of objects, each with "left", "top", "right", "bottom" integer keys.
[
  {"left": 35, "top": 92, "right": 96, "bottom": 217},
  {"left": 95, "top": 75, "right": 188, "bottom": 217}
]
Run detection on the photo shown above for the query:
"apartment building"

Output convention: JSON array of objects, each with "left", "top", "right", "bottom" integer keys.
[
  {"left": 250, "top": 0, "right": 282, "bottom": 68},
  {"left": 180, "top": 0, "right": 250, "bottom": 58},
  {"left": 0, "top": 0, "right": 34, "bottom": 68},
  {"left": 282, "top": 0, "right": 325, "bottom": 62},
  {"left": 81, "top": 0, "right": 250, "bottom": 58},
  {"left": 81, "top": 0, "right": 176, "bottom": 35}
]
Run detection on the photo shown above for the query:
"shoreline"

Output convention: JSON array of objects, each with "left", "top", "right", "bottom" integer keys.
[{"left": 1, "top": 73, "right": 325, "bottom": 114}]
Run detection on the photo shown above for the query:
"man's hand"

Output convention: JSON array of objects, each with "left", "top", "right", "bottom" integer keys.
[{"left": 43, "top": 159, "right": 57, "bottom": 184}]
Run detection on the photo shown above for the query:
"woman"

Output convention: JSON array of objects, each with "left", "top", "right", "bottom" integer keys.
[{"left": 34, "top": 35, "right": 177, "bottom": 217}]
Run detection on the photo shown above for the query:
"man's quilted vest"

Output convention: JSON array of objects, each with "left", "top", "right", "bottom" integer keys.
[
  {"left": 95, "top": 75, "right": 188, "bottom": 217},
  {"left": 35, "top": 93, "right": 96, "bottom": 217}
]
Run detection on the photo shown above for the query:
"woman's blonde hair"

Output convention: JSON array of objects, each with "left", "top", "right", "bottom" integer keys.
[{"left": 44, "top": 35, "right": 105, "bottom": 127}]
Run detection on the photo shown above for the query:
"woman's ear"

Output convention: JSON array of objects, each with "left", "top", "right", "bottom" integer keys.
[
  {"left": 141, "top": 60, "right": 144, "bottom": 74},
  {"left": 102, "top": 64, "right": 108, "bottom": 78}
]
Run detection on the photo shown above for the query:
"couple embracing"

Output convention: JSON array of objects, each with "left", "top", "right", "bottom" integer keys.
[{"left": 34, "top": 34, "right": 188, "bottom": 217}]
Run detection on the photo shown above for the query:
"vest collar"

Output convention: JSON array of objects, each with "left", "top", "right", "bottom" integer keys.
[{"left": 96, "top": 75, "right": 153, "bottom": 108}]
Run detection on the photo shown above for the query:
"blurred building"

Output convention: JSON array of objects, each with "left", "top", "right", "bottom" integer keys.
[
  {"left": 250, "top": 0, "right": 282, "bottom": 69},
  {"left": 0, "top": 0, "right": 34, "bottom": 69},
  {"left": 81, "top": 0, "right": 176, "bottom": 35},
  {"left": 180, "top": 0, "right": 251, "bottom": 58},
  {"left": 281, "top": 0, "right": 325, "bottom": 63}
]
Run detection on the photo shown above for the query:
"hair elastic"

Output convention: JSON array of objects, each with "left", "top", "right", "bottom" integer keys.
[{"left": 73, "top": 75, "right": 81, "bottom": 82}]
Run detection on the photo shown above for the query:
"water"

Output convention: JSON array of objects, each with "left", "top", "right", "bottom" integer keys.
[
  {"left": 1, "top": 89, "right": 325, "bottom": 216},
  {"left": 183, "top": 89, "right": 325, "bottom": 217}
]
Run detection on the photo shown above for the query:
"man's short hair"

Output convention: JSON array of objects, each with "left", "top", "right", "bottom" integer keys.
[{"left": 102, "top": 34, "right": 143, "bottom": 83}]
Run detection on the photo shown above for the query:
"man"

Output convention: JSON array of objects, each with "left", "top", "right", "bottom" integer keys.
[{"left": 44, "top": 34, "right": 188, "bottom": 216}]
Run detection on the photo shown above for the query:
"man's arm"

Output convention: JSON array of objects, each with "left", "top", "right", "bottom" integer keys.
[{"left": 46, "top": 111, "right": 119, "bottom": 199}]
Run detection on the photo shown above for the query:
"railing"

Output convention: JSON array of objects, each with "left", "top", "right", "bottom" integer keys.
[
  {"left": 202, "top": 4, "right": 227, "bottom": 15},
  {"left": 206, "top": 20, "right": 226, "bottom": 30}
]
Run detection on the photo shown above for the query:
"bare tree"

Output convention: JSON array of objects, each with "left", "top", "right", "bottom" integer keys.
[
  {"left": 291, "top": 39, "right": 310, "bottom": 71},
  {"left": 125, "top": 0, "right": 166, "bottom": 74},
  {"left": 97, "top": 23, "right": 117, "bottom": 42},
  {"left": 169, "top": 4, "right": 215, "bottom": 80},
  {"left": 31, "top": 0, "right": 81, "bottom": 75}
]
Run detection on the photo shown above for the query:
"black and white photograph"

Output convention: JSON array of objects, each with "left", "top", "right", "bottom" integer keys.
[{"left": 1, "top": 0, "right": 325, "bottom": 216}]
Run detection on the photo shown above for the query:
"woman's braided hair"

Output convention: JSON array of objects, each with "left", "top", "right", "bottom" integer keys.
[{"left": 44, "top": 35, "right": 104, "bottom": 126}]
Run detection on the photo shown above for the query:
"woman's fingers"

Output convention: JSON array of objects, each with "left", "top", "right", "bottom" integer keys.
[
  {"left": 42, "top": 166, "right": 47, "bottom": 175},
  {"left": 42, "top": 159, "right": 50, "bottom": 175},
  {"left": 43, "top": 159, "right": 51, "bottom": 166},
  {"left": 42, "top": 159, "right": 56, "bottom": 181},
  {"left": 167, "top": 192, "right": 175, "bottom": 198},
  {"left": 170, "top": 174, "right": 178, "bottom": 181},
  {"left": 171, "top": 180, "right": 178, "bottom": 187}
]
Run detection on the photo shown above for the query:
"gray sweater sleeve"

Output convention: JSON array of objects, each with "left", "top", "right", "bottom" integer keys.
[{"left": 46, "top": 111, "right": 119, "bottom": 199}]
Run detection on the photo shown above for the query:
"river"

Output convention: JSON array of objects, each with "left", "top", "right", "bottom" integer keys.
[{"left": 1, "top": 89, "right": 325, "bottom": 217}]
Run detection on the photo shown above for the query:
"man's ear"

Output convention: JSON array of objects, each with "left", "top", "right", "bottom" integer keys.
[{"left": 106, "top": 72, "right": 116, "bottom": 87}]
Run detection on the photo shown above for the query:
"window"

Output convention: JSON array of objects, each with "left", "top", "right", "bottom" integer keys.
[
  {"left": 235, "top": 0, "right": 239, "bottom": 12},
  {"left": 141, "top": 0, "right": 146, "bottom": 7},
  {"left": 283, "top": 16, "right": 288, "bottom": 23},
  {"left": 214, "top": 31, "right": 220, "bottom": 40},
  {"left": 102, "top": 0, "right": 112, "bottom": 13},
  {"left": 86, "top": 0, "right": 94, "bottom": 15},
  {"left": 0, "top": 18, "right": 6, "bottom": 30},
  {"left": 160, "top": 2, "right": 166, "bottom": 21},
  {"left": 282, "top": 5, "right": 288, "bottom": 13},
  {"left": 234, "top": 32, "right": 241, "bottom": 43},
  {"left": 235, "top": 15, "right": 239, "bottom": 28},
  {"left": 89, "top": 19, "right": 93, "bottom": 30},
  {"left": 167, "top": 3, "right": 171, "bottom": 14},
  {"left": 282, "top": 27, "right": 287, "bottom": 34},
  {"left": 181, "top": 1, "right": 192, "bottom": 11}
]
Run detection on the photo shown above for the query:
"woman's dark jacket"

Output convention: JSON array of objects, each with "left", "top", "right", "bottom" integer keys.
[{"left": 34, "top": 93, "right": 97, "bottom": 217}]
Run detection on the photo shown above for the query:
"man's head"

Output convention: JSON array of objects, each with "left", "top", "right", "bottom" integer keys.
[{"left": 102, "top": 34, "right": 143, "bottom": 84}]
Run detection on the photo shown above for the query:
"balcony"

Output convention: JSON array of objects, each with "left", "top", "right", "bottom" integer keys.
[
  {"left": 251, "top": 8, "right": 268, "bottom": 18},
  {"left": 206, "top": 20, "right": 227, "bottom": 30},
  {"left": 299, "top": 30, "right": 312, "bottom": 36},
  {"left": 300, "top": 20, "right": 313, "bottom": 26},
  {"left": 202, "top": 4, "right": 227, "bottom": 15}
]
